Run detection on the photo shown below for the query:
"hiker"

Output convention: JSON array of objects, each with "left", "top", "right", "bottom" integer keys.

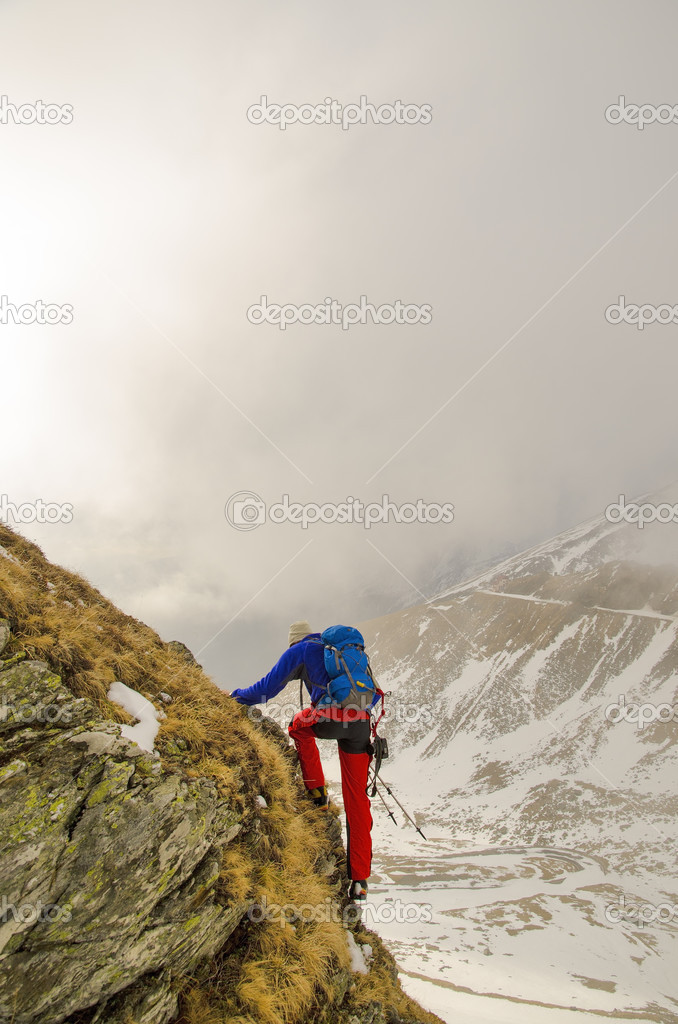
[{"left": 229, "top": 620, "right": 374, "bottom": 901}]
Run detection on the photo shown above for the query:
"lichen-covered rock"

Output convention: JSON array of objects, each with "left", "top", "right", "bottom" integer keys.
[
  {"left": 0, "top": 621, "right": 9, "bottom": 658},
  {"left": 166, "top": 640, "right": 201, "bottom": 669},
  {"left": 86, "top": 968, "right": 178, "bottom": 1024},
  {"left": 0, "top": 652, "right": 245, "bottom": 1024}
]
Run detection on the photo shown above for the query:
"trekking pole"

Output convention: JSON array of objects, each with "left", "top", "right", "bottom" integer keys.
[
  {"left": 377, "top": 778, "right": 428, "bottom": 840},
  {"left": 373, "top": 781, "right": 398, "bottom": 826}
]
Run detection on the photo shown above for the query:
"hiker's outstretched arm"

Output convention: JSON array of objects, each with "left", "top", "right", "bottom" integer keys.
[{"left": 230, "top": 647, "right": 303, "bottom": 705}]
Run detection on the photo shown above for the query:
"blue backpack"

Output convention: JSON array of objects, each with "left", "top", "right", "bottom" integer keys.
[{"left": 315, "top": 625, "right": 380, "bottom": 711}]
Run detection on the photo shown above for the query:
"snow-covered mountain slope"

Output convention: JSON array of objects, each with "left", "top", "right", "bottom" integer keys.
[
  {"left": 359, "top": 497, "right": 678, "bottom": 1022},
  {"left": 432, "top": 481, "right": 678, "bottom": 600}
]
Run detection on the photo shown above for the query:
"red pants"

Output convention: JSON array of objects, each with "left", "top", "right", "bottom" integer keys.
[{"left": 288, "top": 705, "right": 373, "bottom": 882}]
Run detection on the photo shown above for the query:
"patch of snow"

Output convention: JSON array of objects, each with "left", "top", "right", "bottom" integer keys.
[
  {"left": 107, "top": 681, "right": 163, "bottom": 752},
  {"left": 346, "top": 928, "right": 369, "bottom": 974},
  {"left": 399, "top": 971, "right": 651, "bottom": 1024}
]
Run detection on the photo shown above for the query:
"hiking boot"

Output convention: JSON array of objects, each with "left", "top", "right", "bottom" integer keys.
[
  {"left": 348, "top": 879, "right": 368, "bottom": 901},
  {"left": 308, "top": 785, "right": 328, "bottom": 808}
]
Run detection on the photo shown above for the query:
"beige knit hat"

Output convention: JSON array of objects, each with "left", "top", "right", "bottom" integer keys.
[{"left": 288, "top": 620, "right": 312, "bottom": 646}]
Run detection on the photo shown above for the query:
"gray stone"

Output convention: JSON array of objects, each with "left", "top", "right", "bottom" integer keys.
[
  {"left": 87, "top": 969, "right": 178, "bottom": 1024},
  {"left": 0, "top": 621, "right": 9, "bottom": 658},
  {"left": 0, "top": 654, "right": 244, "bottom": 1024},
  {"left": 166, "top": 640, "right": 201, "bottom": 668}
]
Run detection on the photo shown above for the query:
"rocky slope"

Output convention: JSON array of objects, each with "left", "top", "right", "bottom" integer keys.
[
  {"left": 0, "top": 525, "right": 441, "bottom": 1024},
  {"left": 0, "top": 631, "right": 244, "bottom": 1024}
]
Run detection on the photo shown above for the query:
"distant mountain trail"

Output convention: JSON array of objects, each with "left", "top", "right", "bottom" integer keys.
[{"left": 474, "top": 589, "right": 677, "bottom": 623}]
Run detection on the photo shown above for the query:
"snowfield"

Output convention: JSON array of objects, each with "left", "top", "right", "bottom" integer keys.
[{"left": 351, "top": 497, "right": 678, "bottom": 1022}]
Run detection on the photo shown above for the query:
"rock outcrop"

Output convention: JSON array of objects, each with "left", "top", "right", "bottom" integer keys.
[
  {"left": 0, "top": 623, "right": 244, "bottom": 1024},
  {"left": 0, "top": 613, "right": 439, "bottom": 1024}
]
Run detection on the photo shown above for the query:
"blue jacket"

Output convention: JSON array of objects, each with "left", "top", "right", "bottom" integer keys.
[{"left": 230, "top": 634, "right": 330, "bottom": 706}]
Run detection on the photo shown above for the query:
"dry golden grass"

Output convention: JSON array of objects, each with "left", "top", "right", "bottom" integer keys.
[
  {"left": 0, "top": 523, "right": 441, "bottom": 1024},
  {"left": 350, "top": 926, "right": 444, "bottom": 1024}
]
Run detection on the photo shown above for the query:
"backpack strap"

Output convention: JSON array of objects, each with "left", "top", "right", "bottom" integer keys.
[
  {"left": 371, "top": 687, "right": 386, "bottom": 736},
  {"left": 299, "top": 637, "right": 330, "bottom": 709},
  {"left": 328, "top": 645, "right": 373, "bottom": 707}
]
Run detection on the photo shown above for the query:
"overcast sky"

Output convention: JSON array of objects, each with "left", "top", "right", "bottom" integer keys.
[{"left": 2, "top": 0, "right": 678, "bottom": 686}]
